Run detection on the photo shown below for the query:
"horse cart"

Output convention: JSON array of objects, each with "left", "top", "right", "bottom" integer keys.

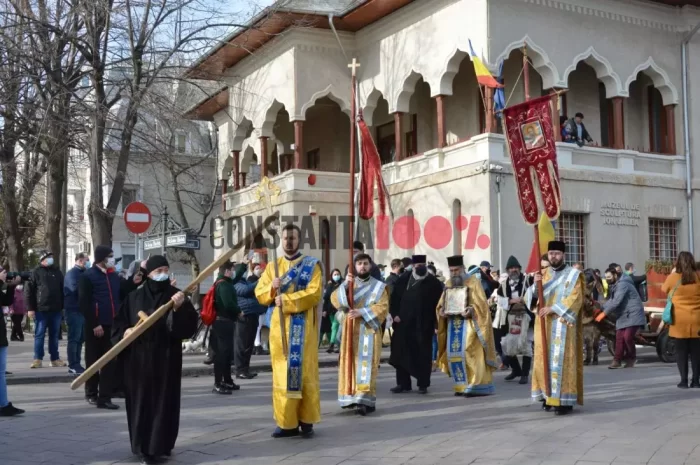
[{"left": 594, "top": 307, "right": 675, "bottom": 363}]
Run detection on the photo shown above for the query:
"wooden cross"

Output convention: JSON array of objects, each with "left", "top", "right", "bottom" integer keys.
[
  {"left": 254, "top": 176, "right": 281, "bottom": 215},
  {"left": 348, "top": 58, "right": 361, "bottom": 77}
]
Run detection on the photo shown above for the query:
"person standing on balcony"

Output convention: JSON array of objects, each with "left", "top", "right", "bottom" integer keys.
[{"left": 565, "top": 113, "right": 594, "bottom": 147}]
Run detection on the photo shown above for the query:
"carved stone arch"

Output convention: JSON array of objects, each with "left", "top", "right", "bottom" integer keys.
[
  {"left": 231, "top": 117, "right": 254, "bottom": 152},
  {"left": 239, "top": 141, "right": 260, "bottom": 173},
  {"left": 259, "top": 100, "right": 286, "bottom": 139},
  {"left": 392, "top": 70, "right": 425, "bottom": 114},
  {"left": 562, "top": 47, "right": 624, "bottom": 98},
  {"left": 298, "top": 85, "right": 351, "bottom": 120},
  {"left": 493, "top": 35, "right": 560, "bottom": 89},
  {"left": 219, "top": 153, "right": 234, "bottom": 180},
  {"left": 437, "top": 48, "right": 470, "bottom": 96},
  {"left": 624, "top": 57, "right": 679, "bottom": 105},
  {"left": 363, "top": 88, "right": 385, "bottom": 126}
]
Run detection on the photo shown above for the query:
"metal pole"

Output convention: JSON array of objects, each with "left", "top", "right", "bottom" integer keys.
[
  {"left": 161, "top": 206, "right": 168, "bottom": 258},
  {"left": 135, "top": 233, "right": 139, "bottom": 261},
  {"left": 496, "top": 174, "right": 503, "bottom": 272},
  {"left": 60, "top": 153, "right": 68, "bottom": 273},
  {"left": 682, "top": 24, "right": 699, "bottom": 254}
]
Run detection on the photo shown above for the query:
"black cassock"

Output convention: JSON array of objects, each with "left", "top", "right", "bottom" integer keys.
[
  {"left": 389, "top": 272, "right": 444, "bottom": 386},
  {"left": 112, "top": 280, "right": 198, "bottom": 457}
]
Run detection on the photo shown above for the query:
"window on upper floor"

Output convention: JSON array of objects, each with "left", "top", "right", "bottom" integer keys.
[
  {"left": 556, "top": 213, "right": 586, "bottom": 267},
  {"left": 121, "top": 187, "right": 137, "bottom": 213},
  {"left": 306, "top": 148, "right": 320, "bottom": 170},
  {"left": 176, "top": 133, "right": 187, "bottom": 153},
  {"left": 375, "top": 122, "right": 395, "bottom": 165},
  {"left": 649, "top": 219, "right": 678, "bottom": 262},
  {"left": 648, "top": 87, "right": 668, "bottom": 155}
]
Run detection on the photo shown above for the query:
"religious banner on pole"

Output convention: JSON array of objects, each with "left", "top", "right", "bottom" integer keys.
[{"left": 502, "top": 94, "right": 562, "bottom": 225}]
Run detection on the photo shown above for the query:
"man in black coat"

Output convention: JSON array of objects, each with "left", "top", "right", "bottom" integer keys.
[
  {"left": 389, "top": 255, "right": 444, "bottom": 394},
  {"left": 0, "top": 267, "right": 24, "bottom": 416}
]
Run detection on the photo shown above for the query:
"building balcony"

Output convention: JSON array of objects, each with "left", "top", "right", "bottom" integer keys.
[{"left": 223, "top": 133, "right": 687, "bottom": 215}]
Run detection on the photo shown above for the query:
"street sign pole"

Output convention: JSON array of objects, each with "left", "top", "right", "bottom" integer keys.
[
  {"left": 161, "top": 206, "right": 168, "bottom": 258},
  {"left": 135, "top": 233, "right": 139, "bottom": 260},
  {"left": 123, "top": 202, "right": 152, "bottom": 262}
]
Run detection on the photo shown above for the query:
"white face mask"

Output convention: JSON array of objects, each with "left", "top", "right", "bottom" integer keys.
[
  {"left": 45, "top": 257, "right": 54, "bottom": 266},
  {"left": 16, "top": 285, "right": 23, "bottom": 291},
  {"left": 105, "top": 257, "right": 116, "bottom": 268},
  {"left": 254, "top": 269, "right": 262, "bottom": 277},
  {"left": 151, "top": 273, "right": 169, "bottom": 282}
]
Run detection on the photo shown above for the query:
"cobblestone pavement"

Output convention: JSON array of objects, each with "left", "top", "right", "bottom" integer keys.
[{"left": 2, "top": 349, "right": 700, "bottom": 465}]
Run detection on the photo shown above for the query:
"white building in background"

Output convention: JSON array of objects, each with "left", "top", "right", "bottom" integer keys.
[
  {"left": 67, "top": 75, "right": 220, "bottom": 289},
  {"left": 184, "top": 0, "right": 700, "bottom": 276}
]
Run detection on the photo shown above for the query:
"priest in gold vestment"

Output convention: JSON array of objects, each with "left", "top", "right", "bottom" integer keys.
[
  {"left": 436, "top": 255, "right": 498, "bottom": 397},
  {"left": 331, "top": 253, "right": 389, "bottom": 416},
  {"left": 524, "top": 240, "right": 584, "bottom": 416},
  {"left": 255, "top": 224, "right": 322, "bottom": 437}
]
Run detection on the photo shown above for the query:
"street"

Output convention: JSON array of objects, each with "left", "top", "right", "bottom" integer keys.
[{"left": 2, "top": 348, "right": 700, "bottom": 465}]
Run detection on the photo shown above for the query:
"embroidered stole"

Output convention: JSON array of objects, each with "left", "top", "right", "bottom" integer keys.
[
  {"left": 447, "top": 316, "right": 468, "bottom": 392},
  {"left": 276, "top": 255, "right": 319, "bottom": 399},
  {"left": 336, "top": 278, "right": 386, "bottom": 393}
]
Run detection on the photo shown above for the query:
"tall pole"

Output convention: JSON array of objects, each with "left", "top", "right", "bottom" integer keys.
[
  {"left": 161, "top": 206, "right": 168, "bottom": 258},
  {"left": 346, "top": 57, "right": 360, "bottom": 397},
  {"left": 523, "top": 44, "right": 550, "bottom": 397},
  {"left": 496, "top": 174, "right": 503, "bottom": 273},
  {"left": 60, "top": 153, "right": 68, "bottom": 273}
]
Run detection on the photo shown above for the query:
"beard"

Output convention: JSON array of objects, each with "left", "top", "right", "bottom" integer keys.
[
  {"left": 549, "top": 257, "right": 564, "bottom": 269},
  {"left": 451, "top": 275, "right": 464, "bottom": 287},
  {"left": 357, "top": 271, "right": 370, "bottom": 280},
  {"left": 509, "top": 272, "right": 520, "bottom": 282}
]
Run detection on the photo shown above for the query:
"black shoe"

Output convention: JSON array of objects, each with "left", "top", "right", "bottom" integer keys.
[
  {"left": 213, "top": 385, "right": 232, "bottom": 395},
  {"left": 678, "top": 382, "right": 689, "bottom": 389},
  {"left": 554, "top": 406, "right": 573, "bottom": 416},
  {"left": 112, "top": 390, "right": 125, "bottom": 399},
  {"left": 504, "top": 372, "right": 520, "bottom": 381},
  {"left": 691, "top": 382, "right": 700, "bottom": 388},
  {"left": 86, "top": 397, "right": 98, "bottom": 406},
  {"left": 333, "top": 346, "right": 340, "bottom": 354},
  {"left": 5, "top": 371, "right": 11, "bottom": 375},
  {"left": 97, "top": 401, "right": 119, "bottom": 410},
  {"left": 417, "top": 387, "right": 428, "bottom": 394},
  {"left": 299, "top": 422, "right": 315, "bottom": 438},
  {"left": 519, "top": 376, "right": 529, "bottom": 385},
  {"left": 237, "top": 372, "right": 258, "bottom": 380},
  {"left": 356, "top": 405, "right": 376, "bottom": 416},
  {"left": 542, "top": 401, "right": 552, "bottom": 412},
  {"left": 390, "top": 386, "right": 412, "bottom": 394},
  {"left": 222, "top": 382, "right": 241, "bottom": 391},
  {"left": 203, "top": 357, "right": 214, "bottom": 365},
  {"left": 140, "top": 454, "right": 158, "bottom": 465},
  {"left": 454, "top": 392, "right": 464, "bottom": 397},
  {"left": 271, "top": 427, "right": 300, "bottom": 438},
  {"left": 0, "top": 403, "right": 25, "bottom": 416},
  {"left": 326, "top": 344, "right": 335, "bottom": 354}
]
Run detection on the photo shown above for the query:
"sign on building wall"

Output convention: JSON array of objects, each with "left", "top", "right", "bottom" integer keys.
[{"left": 600, "top": 201, "right": 641, "bottom": 227}]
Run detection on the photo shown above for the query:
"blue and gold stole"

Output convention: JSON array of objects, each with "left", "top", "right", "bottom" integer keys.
[
  {"left": 335, "top": 277, "right": 386, "bottom": 393},
  {"left": 275, "top": 255, "right": 319, "bottom": 399},
  {"left": 447, "top": 316, "right": 468, "bottom": 392}
]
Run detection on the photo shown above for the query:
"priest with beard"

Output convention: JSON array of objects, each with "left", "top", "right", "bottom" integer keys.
[
  {"left": 112, "top": 255, "right": 198, "bottom": 464},
  {"left": 389, "top": 255, "right": 444, "bottom": 394}
]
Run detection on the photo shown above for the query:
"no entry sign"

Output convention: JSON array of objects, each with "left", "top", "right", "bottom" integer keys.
[{"left": 124, "top": 202, "right": 152, "bottom": 234}]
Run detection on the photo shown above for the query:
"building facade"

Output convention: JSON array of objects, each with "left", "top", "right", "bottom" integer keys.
[{"left": 185, "top": 0, "right": 700, "bottom": 275}]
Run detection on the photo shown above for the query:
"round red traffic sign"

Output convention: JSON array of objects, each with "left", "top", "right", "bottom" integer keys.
[{"left": 123, "top": 202, "right": 152, "bottom": 234}]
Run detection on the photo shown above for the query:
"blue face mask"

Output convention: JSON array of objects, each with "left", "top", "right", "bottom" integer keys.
[
  {"left": 151, "top": 273, "right": 169, "bottom": 282},
  {"left": 45, "top": 257, "right": 54, "bottom": 266},
  {"left": 332, "top": 275, "right": 341, "bottom": 282},
  {"left": 115, "top": 263, "right": 123, "bottom": 273}
]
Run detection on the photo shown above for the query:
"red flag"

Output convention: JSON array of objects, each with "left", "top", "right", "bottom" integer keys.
[
  {"left": 502, "top": 95, "right": 562, "bottom": 225},
  {"left": 357, "top": 111, "right": 392, "bottom": 220}
]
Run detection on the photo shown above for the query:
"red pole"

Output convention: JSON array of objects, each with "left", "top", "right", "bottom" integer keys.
[
  {"left": 346, "top": 58, "right": 359, "bottom": 396},
  {"left": 524, "top": 44, "right": 550, "bottom": 398}
]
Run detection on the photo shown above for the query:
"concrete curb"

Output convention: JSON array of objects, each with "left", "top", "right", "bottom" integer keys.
[{"left": 6, "top": 356, "right": 391, "bottom": 385}]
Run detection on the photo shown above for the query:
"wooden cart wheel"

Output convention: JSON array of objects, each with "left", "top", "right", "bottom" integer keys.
[
  {"left": 656, "top": 327, "right": 676, "bottom": 363},
  {"left": 607, "top": 336, "right": 616, "bottom": 357}
]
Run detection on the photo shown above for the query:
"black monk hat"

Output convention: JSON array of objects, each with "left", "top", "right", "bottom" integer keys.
[
  {"left": 146, "top": 255, "right": 170, "bottom": 274},
  {"left": 447, "top": 256, "right": 464, "bottom": 267},
  {"left": 548, "top": 240, "right": 566, "bottom": 253},
  {"left": 412, "top": 255, "right": 427, "bottom": 264},
  {"left": 505, "top": 256, "right": 521, "bottom": 269}
]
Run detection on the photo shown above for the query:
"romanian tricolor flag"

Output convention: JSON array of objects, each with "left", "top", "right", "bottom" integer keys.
[
  {"left": 469, "top": 40, "right": 503, "bottom": 89},
  {"left": 525, "top": 213, "right": 557, "bottom": 273}
]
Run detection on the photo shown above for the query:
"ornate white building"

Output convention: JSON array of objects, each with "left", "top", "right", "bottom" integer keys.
[{"left": 185, "top": 0, "right": 700, "bottom": 275}]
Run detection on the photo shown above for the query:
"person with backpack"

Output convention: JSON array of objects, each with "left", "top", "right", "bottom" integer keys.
[{"left": 203, "top": 260, "right": 246, "bottom": 394}]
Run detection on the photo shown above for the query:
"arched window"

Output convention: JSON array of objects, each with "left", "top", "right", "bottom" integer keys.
[{"left": 452, "top": 200, "right": 462, "bottom": 255}]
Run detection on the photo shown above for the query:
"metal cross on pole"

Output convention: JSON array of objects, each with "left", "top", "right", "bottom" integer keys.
[{"left": 254, "top": 176, "right": 288, "bottom": 357}]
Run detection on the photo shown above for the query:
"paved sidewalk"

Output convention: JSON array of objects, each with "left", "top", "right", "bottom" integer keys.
[
  {"left": 1, "top": 348, "right": 700, "bottom": 465},
  {"left": 4, "top": 334, "right": 388, "bottom": 385}
]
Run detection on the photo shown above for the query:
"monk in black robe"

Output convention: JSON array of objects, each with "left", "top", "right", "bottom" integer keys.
[
  {"left": 389, "top": 255, "right": 444, "bottom": 394},
  {"left": 112, "top": 255, "right": 198, "bottom": 465}
]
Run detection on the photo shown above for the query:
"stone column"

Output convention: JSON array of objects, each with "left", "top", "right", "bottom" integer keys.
[
  {"left": 665, "top": 104, "right": 676, "bottom": 155},
  {"left": 232, "top": 150, "right": 240, "bottom": 190},
  {"left": 241, "top": 172, "right": 247, "bottom": 187},
  {"left": 550, "top": 91, "right": 561, "bottom": 142},
  {"left": 435, "top": 95, "right": 446, "bottom": 148},
  {"left": 393, "top": 112, "right": 404, "bottom": 161},
  {"left": 221, "top": 179, "right": 227, "bottom": 213},
  {"left": 612, "top": 97, "right": 625, "bottom": 150},
  {"left": 294, "top": 121, "right": 303, "bottom": 169},
  {"left": 260, "top": 136, "right": 269, "bottom": 178}
]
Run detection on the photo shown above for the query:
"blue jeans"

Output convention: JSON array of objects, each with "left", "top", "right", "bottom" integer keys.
[
  {"left": 0, "top": 346, "right": 8, "bottom": 407},
  {"left": 34, "top": 311, "right": 62, "bottom": 361},
  {"left": 66, "top": 311, "right": 85, "bottom": 369}
]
